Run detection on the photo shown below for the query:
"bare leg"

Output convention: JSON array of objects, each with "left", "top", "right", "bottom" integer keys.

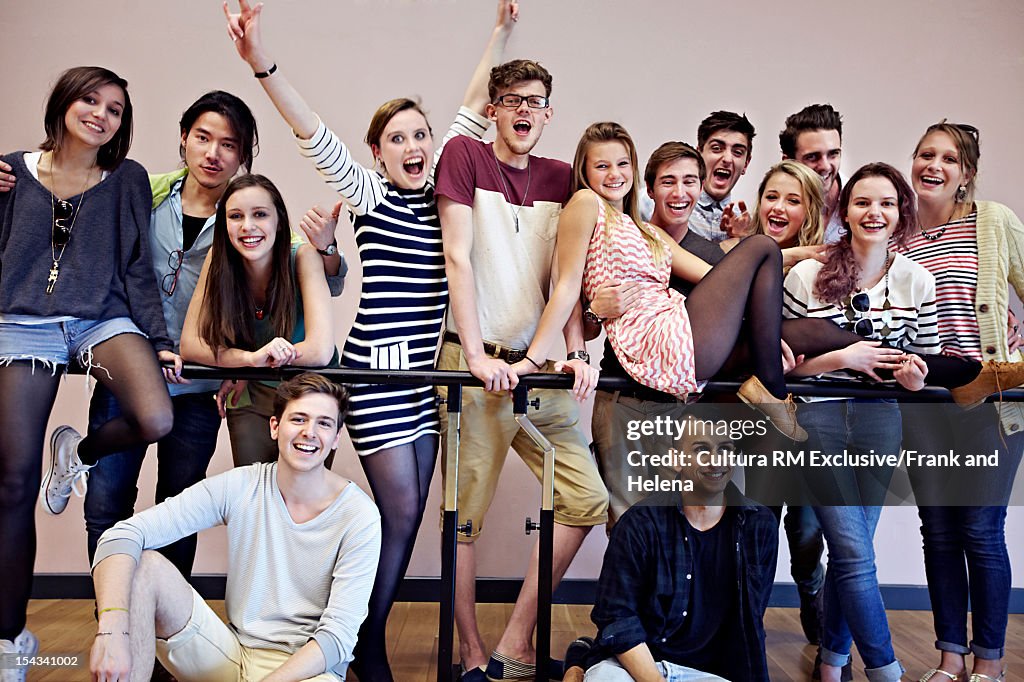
[
  {"left": 123, "top": 551, "right": 195, "bottom": 682},
  {"left": 494, "top": 523, "right": 591, "bottom": 662},
  {"left": 455, "top": 542, "right": 488, "bottom": 670}
]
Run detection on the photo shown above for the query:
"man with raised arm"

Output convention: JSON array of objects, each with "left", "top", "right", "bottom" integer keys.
[{"left": 434, "top": 60, "right": 608, "bottom": 681}]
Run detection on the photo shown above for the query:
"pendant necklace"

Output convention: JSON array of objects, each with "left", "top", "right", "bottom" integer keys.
[
  {"left": 491, "top": 145, "right": 531, "bottom": 232},
  {"left": 45, "top": 154, "right": 94, "bottom": 295}
]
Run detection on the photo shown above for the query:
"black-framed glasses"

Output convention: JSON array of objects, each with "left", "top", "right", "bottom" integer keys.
[
  {"left": 494, "top": 94, "right": 550, "bottom": 109},
  {"left": 843, "top": 292, "right": 873, "bottom": 337},
  {"left": 52, "top": 199, "right": 73, "bottom": 247},
  {"left": 161, "top": 249, "right": 184, "bottom": 296}
]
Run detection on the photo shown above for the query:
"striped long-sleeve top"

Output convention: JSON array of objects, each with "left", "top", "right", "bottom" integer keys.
[{"left": 294, "top": 107, "right": 488, "bottom": 455}]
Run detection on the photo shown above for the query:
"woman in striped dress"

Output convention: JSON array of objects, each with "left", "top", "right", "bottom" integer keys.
[
  {"left": 518, "top": 122, "right": 869, "bottom": 441},
  {"left": 225, "top": 1, "right": 517, "bottom": 678},
  {"left": 901, "top": 122, "right": 1024, "bottom": 682}
]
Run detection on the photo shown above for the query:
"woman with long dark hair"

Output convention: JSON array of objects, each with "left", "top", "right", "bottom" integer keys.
[
  {"left": 181, "top": 173, "right": 337, "bottom": 464},
  {"left": 222, "top": 1, "right": 518, "bottom": 677},
  {"left": 0, "top": 66, "right": 175, "bottom": 677}
]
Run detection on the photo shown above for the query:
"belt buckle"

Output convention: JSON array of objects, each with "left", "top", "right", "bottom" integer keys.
[{"left": 506, "top": 349, "right": 526, "bottom": 364}]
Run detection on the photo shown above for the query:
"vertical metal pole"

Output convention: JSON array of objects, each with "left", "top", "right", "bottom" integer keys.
[
  {"left": 438, "top": 384, "right": 462, "bottom": 682},
  {"left": 513, "top": 386, "right": 555, "bottom": 682}
]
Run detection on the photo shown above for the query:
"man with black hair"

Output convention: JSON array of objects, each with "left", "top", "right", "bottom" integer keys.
[
  {"left": 780, "top": 103, "right": 845, "bottom": 243},
  {"left": 689, "top": 110, "right": 755, "bottom": 243}
]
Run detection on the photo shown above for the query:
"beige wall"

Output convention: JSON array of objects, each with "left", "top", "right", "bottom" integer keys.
[{"left": 3, "top": 1, "right": 1023, "bottom": 587}]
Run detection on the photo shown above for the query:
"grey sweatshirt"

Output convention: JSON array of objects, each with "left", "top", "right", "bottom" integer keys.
[
  {"left": 93, "top": 463, "right": 381, "bottom": 678},
  {"left": 0, "top": 152, "right": 171, "bottom": 350}
]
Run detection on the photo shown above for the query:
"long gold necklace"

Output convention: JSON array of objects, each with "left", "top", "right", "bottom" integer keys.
[{"left": 44, "top": 154, "right": 94, "bottom": 295}]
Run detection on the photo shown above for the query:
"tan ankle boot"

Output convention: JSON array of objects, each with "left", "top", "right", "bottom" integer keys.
[
  {"left": 737, "top": 375, "right": 808, "bottom": 441},
  {"left": 950, "top": 361, "right": 1024, "bottom": 409}
]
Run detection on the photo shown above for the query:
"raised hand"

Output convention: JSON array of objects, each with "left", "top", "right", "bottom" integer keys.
[
  {"left": 300, "top": 201, "right": 342, "bottom": 253},
  {"left": 721, "top": 201, "right": 752, "bottom": 239},
  {"left": 223, "top": 0, "right": 273, "bottom": 72}
]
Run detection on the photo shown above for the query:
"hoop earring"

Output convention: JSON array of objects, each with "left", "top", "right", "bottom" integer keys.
[{"left": 955, "top": 184, "right": 967, "bottom": 203}]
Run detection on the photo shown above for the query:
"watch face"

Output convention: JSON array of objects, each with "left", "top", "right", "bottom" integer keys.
[{"left": 320, "top": 244, "right": 337, "bottom": 256}]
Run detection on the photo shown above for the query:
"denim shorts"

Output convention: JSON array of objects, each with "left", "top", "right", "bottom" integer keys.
[{"left": 0, "top": 317, "right": 146, "bottom": 373}]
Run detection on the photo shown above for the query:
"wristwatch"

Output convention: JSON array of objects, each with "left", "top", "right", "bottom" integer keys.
[
  {"left": 583, "top": 306, "right": 604, "bottom": 325},
  {"left": 317, "top": 240, "right": 338, "bottom": 257},
  {"left": 567, "top": 350, "right": 591, "bottom": 364}
]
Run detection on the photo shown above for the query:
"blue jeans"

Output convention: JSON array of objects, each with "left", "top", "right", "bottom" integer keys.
[
  {"left": 903, "top": 402, "right": 1023, "bottom": 659},
  {"left": 584, "top": 657, "right": 727, "bottom": 681},
  {"left": 802, "top": 399, "right": 904, "bottom": 680},
  {"left": 84, "top": 384, "right": 220, "bottom": 578}
]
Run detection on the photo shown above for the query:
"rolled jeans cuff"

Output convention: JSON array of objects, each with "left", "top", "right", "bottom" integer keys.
[
  {"left": 970, "top": 640, "right": 1005, "bottom": 660},
  {"left": 936, "top": 639, "right": 971, "bottom": 655},
  {"left": 864, "top": 659, "right": 905, "bottom": 682},
  {"left": 819, "top": 647, "right": 850, "bottom": 667}
]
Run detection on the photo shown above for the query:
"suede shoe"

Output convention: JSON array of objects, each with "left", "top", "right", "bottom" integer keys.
[
  {"left": 950, "top": 360, "right": 1024, "bottom": 409},
  {"left": 737, "top": 376, "right": 808, "bottom": 441}
]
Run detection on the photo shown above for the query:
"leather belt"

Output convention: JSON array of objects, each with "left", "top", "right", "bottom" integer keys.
[
  {"left": 443, "top": 331, "right": 527, "bottom": 364},
  {"left": 603, "top": 383, "right": 682, "bottom": 403}
]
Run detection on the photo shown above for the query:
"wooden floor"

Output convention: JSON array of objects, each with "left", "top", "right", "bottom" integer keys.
[{"left": 23, "top": 600, "right": 1024, "bottom": 681}]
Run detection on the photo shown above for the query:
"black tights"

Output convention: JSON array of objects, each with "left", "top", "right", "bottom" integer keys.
[
  {"left": 685, "top": 235, "right": 789, "bottom": 397},
  {"left": 350, "top": 433, "right": 437, "bottom": 681},
  {"left": 0, "top": 333, "right": 172, "bottom": 640},
  {"left": 682, "top": 235, "right": 982, "bottom": 395},
  {"left": 778, "top": 315, "right": 981, "bottom": 388}
]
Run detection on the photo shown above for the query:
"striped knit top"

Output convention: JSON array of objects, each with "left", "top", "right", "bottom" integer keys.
[
  {"left": 94, "top": 463, "right": 381, "bottom": 678},
  {"left": 900, "top": 212, "right": 982, "bottom": 362},
  {"left": 295, "top": 107, "right": 488, "bottom": 371},
  {"left": 294, "top": 108, "right": 488, "bottom": 455},
  {"left": 783, "top": 252, "right": 940, "bottom": 386}
]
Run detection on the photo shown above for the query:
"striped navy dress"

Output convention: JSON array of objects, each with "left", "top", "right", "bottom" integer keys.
[{"left": 297, "top": 107, "right": 488, "bottom": 455}]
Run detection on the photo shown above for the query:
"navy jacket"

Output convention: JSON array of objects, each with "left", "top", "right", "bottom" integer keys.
[{"left": 590, "top": 484, "right": 778, "bottom": 681}]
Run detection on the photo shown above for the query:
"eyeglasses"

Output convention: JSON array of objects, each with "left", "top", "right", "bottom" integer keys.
[
  {"left": 52, "top": 199, "right": 74, "bottom": 248},
  {"left": 161, "top": 249, "right": 184, "bottom": 296},
  {"left": 494, "top": 94, "right": 550, "bottom": 109},
  {"left": 843, "top": 292, "right": 873, "bottom": 337}
]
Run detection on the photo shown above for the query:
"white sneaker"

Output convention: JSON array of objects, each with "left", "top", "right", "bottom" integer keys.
[
  {"left": 0, "top": 628, "right": 39, "bottom": 682},
  {"left": 39, "top": 425, "right": 91, "bottom": 515}
]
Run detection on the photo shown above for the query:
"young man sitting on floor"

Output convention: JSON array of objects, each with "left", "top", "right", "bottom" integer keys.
[{"left": 89, "top": 373, "right": 380, "bottom": 682}]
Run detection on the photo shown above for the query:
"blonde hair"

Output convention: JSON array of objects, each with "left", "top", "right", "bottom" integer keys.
[
  {"left": 571, "top": 122, "right": 667, "bottom": 264},
  {"left": 750, "top": 160, "right": 825, "bottom": 248}
]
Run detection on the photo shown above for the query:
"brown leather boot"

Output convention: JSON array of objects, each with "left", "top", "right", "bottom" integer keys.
[
  {"left": 950, "top": 361, "right": 1024, "bottom": 409},
  {"left": 737, "top": 375, "right": 808, "bottom": 441}
]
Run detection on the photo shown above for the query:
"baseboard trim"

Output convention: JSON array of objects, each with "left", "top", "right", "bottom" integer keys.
[{"left": 30, "top": 575, "right": 1024, "bottom": 613}]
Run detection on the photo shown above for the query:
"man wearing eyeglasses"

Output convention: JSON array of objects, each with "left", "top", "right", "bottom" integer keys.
[
  {"left": 435, "top": 59, "right": 608, "bottom": 682},
  {"left": 780, "top": 103, "right": 846, "bottom": 244}
]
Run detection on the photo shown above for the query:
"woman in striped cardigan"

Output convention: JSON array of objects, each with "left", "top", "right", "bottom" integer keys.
[{"left": 901, "top": 121, "right": 1024, "bottom": 682}]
